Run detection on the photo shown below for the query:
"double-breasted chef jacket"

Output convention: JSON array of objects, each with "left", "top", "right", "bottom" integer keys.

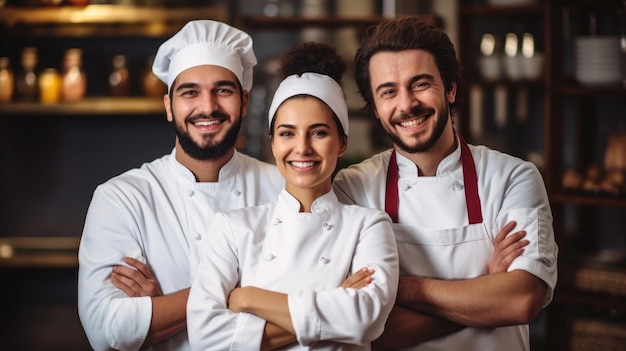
[
  {"left": 78, "top": 149, "right": 284, "bottom": 351},
  {"left": 187, "top": 189, "right": 399, "bottom": 350},
  {"left": 332, "top": 135, "right": 558, "bottom": 351}
]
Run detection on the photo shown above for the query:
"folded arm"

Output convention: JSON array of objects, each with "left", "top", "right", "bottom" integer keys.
[
  {"left": 372, "top": 221, "right": 530, "bottom": 349},
  {"left": 397, "top": 270, "right": 546, "bottom": 327},
  {"left": 111, "top": 257, "right": 188, "bottom": 347},
  {"left": 230, "top": 268, "right": 377, "bottom": 350}
]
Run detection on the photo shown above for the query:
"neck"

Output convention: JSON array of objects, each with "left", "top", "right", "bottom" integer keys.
[
  {"left": 174, "top": 142, "right": 235, "bottom": 182},
  {"left": 397, "top": 127, "right": 457, "bottom": 177}
]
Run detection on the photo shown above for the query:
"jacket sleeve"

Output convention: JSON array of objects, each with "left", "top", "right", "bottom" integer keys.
[
  {"left": 492, "top": 160, "right": 558, "bottom": 307},
  {"left": 77, "top": 184, "right": 152, "bottom": 351},
  {"left": 288, "top": 210, "right": 399, "bottom": 346},
  {"left": 187, "top": 213, "right": 266, "bottom": 350}
]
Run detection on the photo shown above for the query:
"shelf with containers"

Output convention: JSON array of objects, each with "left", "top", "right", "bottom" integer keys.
[
  {"left": 458, "top": 0, "right": 626, "bottom": 350},
  {"left": 457, "top": 2, "right": 554, "bottom": 349},
  {"left": 546, "top": 1, "right": 626, "bottom": 350},
  {"left": 0, "top": 3, "right": 230, "bottom": 267}
]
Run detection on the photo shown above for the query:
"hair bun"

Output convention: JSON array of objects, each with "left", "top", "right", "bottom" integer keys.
[{"left": 278, "top": 42, "right": 346, "bottom": 85}]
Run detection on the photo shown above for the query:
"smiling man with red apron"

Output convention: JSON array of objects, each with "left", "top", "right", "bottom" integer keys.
[{"left": 333, "top": 16, "right": 558, "bottom": 351}]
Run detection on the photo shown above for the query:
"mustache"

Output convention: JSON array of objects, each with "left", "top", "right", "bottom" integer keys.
[
  {"left": 400, "top": 106, "right": 435, "bottom": 120},
  {"left": 187, "top": 111, "right": 230, "bottom": 122}
]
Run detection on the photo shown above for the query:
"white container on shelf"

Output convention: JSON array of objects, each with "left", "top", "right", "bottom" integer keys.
[{"left": 574, "top": 36, "right": 622, "bottom": 86}]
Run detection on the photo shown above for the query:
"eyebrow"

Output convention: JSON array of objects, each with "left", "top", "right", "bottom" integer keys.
[
  {"left": 374, "top": 73, "right": 436, "bottom": 94},
  {"left": 276, "top": 123, "right": 331, "bottom": 130},
  {"left": 174, "top": 80, "right": 239, "bottom": 93}
]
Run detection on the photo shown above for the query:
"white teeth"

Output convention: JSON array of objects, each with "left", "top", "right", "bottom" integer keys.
[
  {"left": 194, "top": 120, "right": 220, "bottom": 126},
  {"left": 291, "top": 161, "right": 315, "bottom": 168},
  {"left": 400, "top": 116, "right": 426, "bottom": 128}
]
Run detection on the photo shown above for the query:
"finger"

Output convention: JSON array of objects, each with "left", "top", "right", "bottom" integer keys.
[
  {"left": 499, "top": 239, "right": 530, "bottom": 259},
  {"left": 111, "top": 271, "right": 139, "bottom": 297},
  {"left": 342, "top": 268, "right": 373, "bottom": 288},
  {"left": 499, "top": 230, "right": 527, "bottom": 248},
  {"left": 124, "top": 257, "right": 154, "bottom": 279},
  {"left": 351, "top": 276, "right": 373, "bottom": 289},
  {"left": 500, "top": 247, "right": 526, "bottom": 270},
  {"left": 494, "top": 221, "right": 517, "bottom": 245},
  {"left": 113, "top": 265, "right": 145, "bottom": 282}
]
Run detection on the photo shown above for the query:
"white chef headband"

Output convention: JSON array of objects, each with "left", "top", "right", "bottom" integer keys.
[
  {"left": 152, "top": 20, "right": 257, "bottom": 92},
  {"left": 268, "top": 72, "right": 349, "bottom": 135}
]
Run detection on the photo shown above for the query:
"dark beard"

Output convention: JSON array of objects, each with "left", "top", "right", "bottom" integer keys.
[
  {"left": 174, "top": 112, "right": 242, "bottom": 160},
  {"left": 387, "top": 104, "right": 448, "bottom": 154}
]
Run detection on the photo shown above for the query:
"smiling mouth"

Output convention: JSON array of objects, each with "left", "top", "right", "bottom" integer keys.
[
  {"left": 399, "top": 115, "right": 427, "bottom": 128},
  {"left": 290, "top": 161, "right": 317, "bottom": 168},
  {"left": 193, "top": 120, "right": 222, "bottom": 127}
]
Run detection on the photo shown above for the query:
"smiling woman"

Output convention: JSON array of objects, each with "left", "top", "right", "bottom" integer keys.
[{"left": 187, "top": 42, "right": 399, "bottom": 350}]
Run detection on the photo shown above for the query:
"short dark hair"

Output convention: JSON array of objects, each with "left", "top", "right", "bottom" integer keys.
[{"left": 354, "top": 17, "right": 460, "bottom": 118}]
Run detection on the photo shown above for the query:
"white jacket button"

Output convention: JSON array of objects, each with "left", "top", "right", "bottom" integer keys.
[{"left": 265, "top": 253, "right": 276, "bottom": 261}]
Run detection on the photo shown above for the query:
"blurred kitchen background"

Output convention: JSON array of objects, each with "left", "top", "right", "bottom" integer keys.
[{"left": 1, "top": 0, "right": 625, "bottom": 350}]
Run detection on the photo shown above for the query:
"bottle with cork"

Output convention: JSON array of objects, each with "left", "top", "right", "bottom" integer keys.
[
  {"left": 109, "top": 54, "right": 132, "bottom": 97},
  {"left": 0, "top": 57, "right": 14, "bottom": 103},
  {"left": 61, "top": 48, "right": 86, "bottom": 102},
  {"left": 15, "top": 47, "right": 38, "bottom": 102}
]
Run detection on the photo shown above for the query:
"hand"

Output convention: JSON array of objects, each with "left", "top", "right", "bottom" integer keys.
[
  {"left": 111, "top": 257, "right": 162, "bottom": 297},
  {"left": 488, "top": 221, "right": 529, "bottom": 274},
  {"left": 342, "top": 267, "right": 375, "bottom": 289}
]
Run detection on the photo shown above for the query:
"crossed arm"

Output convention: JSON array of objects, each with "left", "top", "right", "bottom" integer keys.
[
  {"left": 111, "top": 260, "right": 374, "bottom": 350},
  {"left": 372, "top": 221, "right": 538, "bottom": 350},
  {"left": 111, "top": 222, "right": 531, "bottom": 349}
]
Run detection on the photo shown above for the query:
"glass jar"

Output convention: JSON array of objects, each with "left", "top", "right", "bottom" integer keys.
[
  {"left": 0, "top": 57, "right": 14, "bottom": 103},
  {"left": 38, "top": 68, "right": 62, "bottom": 104},
  {"left": 109, "top": 54, "right": 131, "bottom": 97},
  {"left": 61, "top": 48, "right": 86, "bottom": 102},
  {"left": 16, "top": 47, "right": 38, "bottom": 101}
]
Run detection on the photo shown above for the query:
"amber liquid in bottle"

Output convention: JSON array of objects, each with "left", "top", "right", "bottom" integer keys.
[
  {"left": 61, "top": 48, "right": 86, "bottom": 102},
  {"left": 0, "top": 57, "right": 14, "bottom": 103}
]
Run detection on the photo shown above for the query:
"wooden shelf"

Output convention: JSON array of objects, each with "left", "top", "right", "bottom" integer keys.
[
  {"left": 550, "top": 192, "right": 626, "bottom": 207},
  {"left": 553, "top": 289, "right": 626, "bottom": 317},
  {"left": 0, "top": 237, "right": 80, "bottom": 268},
  {"left": 0, "top": 4, "right": 229, "bottom": 37},
  {"left": 0, "top": 97, "right": 165, "bottom": 116},
  {"left": 459, "top": 4, "right": 546, "bottom": 16},
  {"left": 237, "top": 14, "right": 442, "bottom": 31},
  {"left": 555, "top": 84, "right": 626, "bottom": 97}
]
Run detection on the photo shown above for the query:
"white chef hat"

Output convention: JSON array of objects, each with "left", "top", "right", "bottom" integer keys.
[
  {"left": 268, "top": 73, "right": 349, "bottom": 135},
  {"left": 152, "top": 20, "right": 256, "bottom": 92}
]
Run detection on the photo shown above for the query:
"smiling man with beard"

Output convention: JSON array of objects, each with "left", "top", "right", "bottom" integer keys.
[
  {"left": 332, "top": 17, "right": 558, "bottom": 351},
  {"left": 78, "top": 20, "right": 283, "bottom": 351}
]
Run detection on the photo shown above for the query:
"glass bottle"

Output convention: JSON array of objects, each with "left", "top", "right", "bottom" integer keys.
[
  {"left": 142, "top": 55, "right": 167, "bottom": 98},
  {"left": 109, "top": 54, "right": 131, "bottom": 97},
  {"left": 61, "top": 48, "right": 86, "bottom": 102},
  {"left": 38, "top": 68, "right": 62, "bottom": 104},
  {"left": 15, "top": 47, "right": 38, "bottom": 101},
  {"left": 0, "top": 57, "right": 14, "bottom": 103}
]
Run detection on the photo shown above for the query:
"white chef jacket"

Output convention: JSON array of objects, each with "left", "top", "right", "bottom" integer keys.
[
  {"left": 78, "top": 149, "right": 283, "bottom": 351},
  {"left": 332, "top": 141, "right": 558, "bottom": 351},
  {"left": 187, "top": 189, "right": 399, "bottom": 350}
]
